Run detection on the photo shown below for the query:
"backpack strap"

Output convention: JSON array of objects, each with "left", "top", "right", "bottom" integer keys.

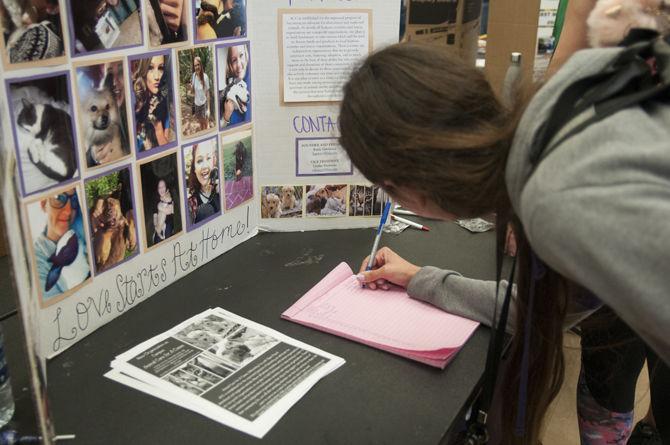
[{"left": 531, "top": 31, "right": 670, "bottom": 168}]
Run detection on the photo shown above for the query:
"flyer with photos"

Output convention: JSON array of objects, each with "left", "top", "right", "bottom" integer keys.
[{"left": 106, "top": 307, "right": 345, "bottom": 438}]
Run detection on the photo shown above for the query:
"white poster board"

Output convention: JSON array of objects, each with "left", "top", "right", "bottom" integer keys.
[{"left": 0, "top": 0, "right": 399, "bottom": 361}]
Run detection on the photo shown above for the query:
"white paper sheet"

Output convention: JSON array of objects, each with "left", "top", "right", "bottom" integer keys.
[{"left": 107, "top": 307, "right": 345, "bottom": 438}]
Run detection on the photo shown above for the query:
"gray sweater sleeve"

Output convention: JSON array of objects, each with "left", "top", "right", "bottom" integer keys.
[{"left": 406, "top": 266, "right": 517, "bottom": 333}]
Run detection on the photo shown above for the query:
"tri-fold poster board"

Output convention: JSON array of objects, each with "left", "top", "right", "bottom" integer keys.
[{"left": 0, "top": 0, "right": 399, "bottom": 436}]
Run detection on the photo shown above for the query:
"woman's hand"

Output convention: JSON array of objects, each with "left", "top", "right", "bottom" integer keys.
[
  {"left": 223, "top": 99, "right": 234, "bottom": 122},
  {"left": 90, "top": 142, "right": 113, "bottom": 164},
  {"left": 356, "top": 247, "right": 420, "bottom": 290}
]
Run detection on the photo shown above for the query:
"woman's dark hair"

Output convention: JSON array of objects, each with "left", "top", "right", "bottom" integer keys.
[
  {"left": 188, "top": 143, "right": 203, "bottom": 195},
  {"left": 132, "top": 54, "right": 169, "bottom": 114},
  {"left": 340, "top": 43, "right": 516, "bottom": 218},
  {"left": 193, "top": 55, "right": 205, "bottom": 88},
  {"left": 339, "top": 42, "right": 571, "bottom": 444}
]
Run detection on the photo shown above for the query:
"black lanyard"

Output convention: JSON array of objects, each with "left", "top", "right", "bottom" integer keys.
[{"left": 463, "top": 250, "right": 517, "bottom": 444}]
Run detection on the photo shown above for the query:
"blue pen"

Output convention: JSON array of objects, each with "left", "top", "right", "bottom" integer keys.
[{"left": 363, "top": 201, "right": 392, "bottom": 287}]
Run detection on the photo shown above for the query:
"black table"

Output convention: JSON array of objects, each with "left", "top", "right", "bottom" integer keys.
[{"left": 22, "top": 219, "right": 496, "bottom": 444}]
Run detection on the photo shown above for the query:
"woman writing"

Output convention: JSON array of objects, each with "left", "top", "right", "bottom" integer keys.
[
  {"left": 190, "top": 56, "right": 211, "bottom": 132},
  {"left": 339, "top": 41, "right": 669, "bottom": 444},
  {"left": 187, "top": 141, "right": 220, "bottom": 224},
  {"left": 133, "top": 54, "right": 175, "bottom": 151}
]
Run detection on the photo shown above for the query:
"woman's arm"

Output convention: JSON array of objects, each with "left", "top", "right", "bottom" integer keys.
[
  {"left": 408, "top": 267, "right": 517, "bottom": 333},
  {"left": 153, "top": 120, "right": 169, "bottom": 146},
  {"left": 357, "top": 246, "right": 517, "bottom": 332}
]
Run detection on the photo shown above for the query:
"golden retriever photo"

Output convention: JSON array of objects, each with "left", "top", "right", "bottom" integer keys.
[
  {"left": 281, "top": 186, "right": 296, "bottom": 210},
  {"left": 261, "top": 193, "right": 281, "bottom": 218},
  {"left": 261, "top": 186, "right": 302, "bottom": 218},
  {"left": 85, "top": 167, "right": 138, "bottom": 273}
]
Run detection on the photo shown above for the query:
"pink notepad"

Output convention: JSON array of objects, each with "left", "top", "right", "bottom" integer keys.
[{"left": 282, "top": 262, "right": 479, "bottom": 369}]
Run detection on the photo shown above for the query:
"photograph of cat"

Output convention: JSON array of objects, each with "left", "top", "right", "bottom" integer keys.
[
  {"left": 75, "top": 59, "right": 132, "bottom": 169},
  {"left": 0, "top": 0, "right": 66, "bottom": 67},
  {"left": 7, "top": 72, "right": 79, "bottom": 196}
]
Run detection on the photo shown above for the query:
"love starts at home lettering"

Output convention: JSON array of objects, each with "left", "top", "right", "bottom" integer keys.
[{"left": 50, "top": 207, "right": 251, "bottom": 353}]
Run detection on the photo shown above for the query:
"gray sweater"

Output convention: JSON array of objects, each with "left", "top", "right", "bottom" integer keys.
[{"left": 408, "top": 48, "right": 670, "bottom": 364}]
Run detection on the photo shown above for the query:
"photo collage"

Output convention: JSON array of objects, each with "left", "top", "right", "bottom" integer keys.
[
  {"left": 260, "top": 185, "right": 390, "bottom": 220},
  {"left": 3, "top": 0, "right": 251, "bottom": 307}
]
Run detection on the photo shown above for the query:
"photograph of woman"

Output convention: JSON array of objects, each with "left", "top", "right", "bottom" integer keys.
[
  {"left": 216, "top": 42, "right": 250, "bottom": 130},
  {"left": 130, "top": 51, "right": 177, "bottom": 155},
  {"left": 182, "top": 136, "right": 221, "bottom": 228},
  {"left": 25, "top": 185, "right": 92, "bottom": 306},
  {"left": 138, "top": 152, "right": 182, "bottom": 248},
  {"left": 177, "top": 46, "right": 215, "bottom": 137}
]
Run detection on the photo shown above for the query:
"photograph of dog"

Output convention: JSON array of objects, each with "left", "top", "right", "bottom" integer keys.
[
  {"left": 306, "top": 185, "right": 347, "bottom": 217},
  {"left": 194, "top": 0, "right": 246, "bottom": 42},
  {"left": 349, "top": 185, "right": 389, "bottom": 217},
  {"left": 67, "top": 0, "right": 142, "bottom": 55},
  {"left": 75, "top": 59, "right": 131, "bottom": 169},
  {"left": 222, "top": 129, "right": 252, "bottom": 211},
  {"left": 84, "top": 166, "right": 138, "bottom": 274},
  {"left": 0, "top": 0, "right": 66, "bottom": 67},
  {"left": 138, "top": 152, "right": 182, "bottom": 249},
  {"left": 7, "top": 72, "right": 79, "bottom": 196},
  {"left": 145, "top": 0, "right": 187, "bottom": 48},
  {"left": 177, "top": 45, "right": 216, "bottom": 138},
  {"left": 261, "top": 186, "right": 302, "bottom": 219},
  {"left": 24, "top": 184, "right": 92, "bottom": 306},
  {"left": 216, "top": 41, "right": 250, "bottom": 130}
]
